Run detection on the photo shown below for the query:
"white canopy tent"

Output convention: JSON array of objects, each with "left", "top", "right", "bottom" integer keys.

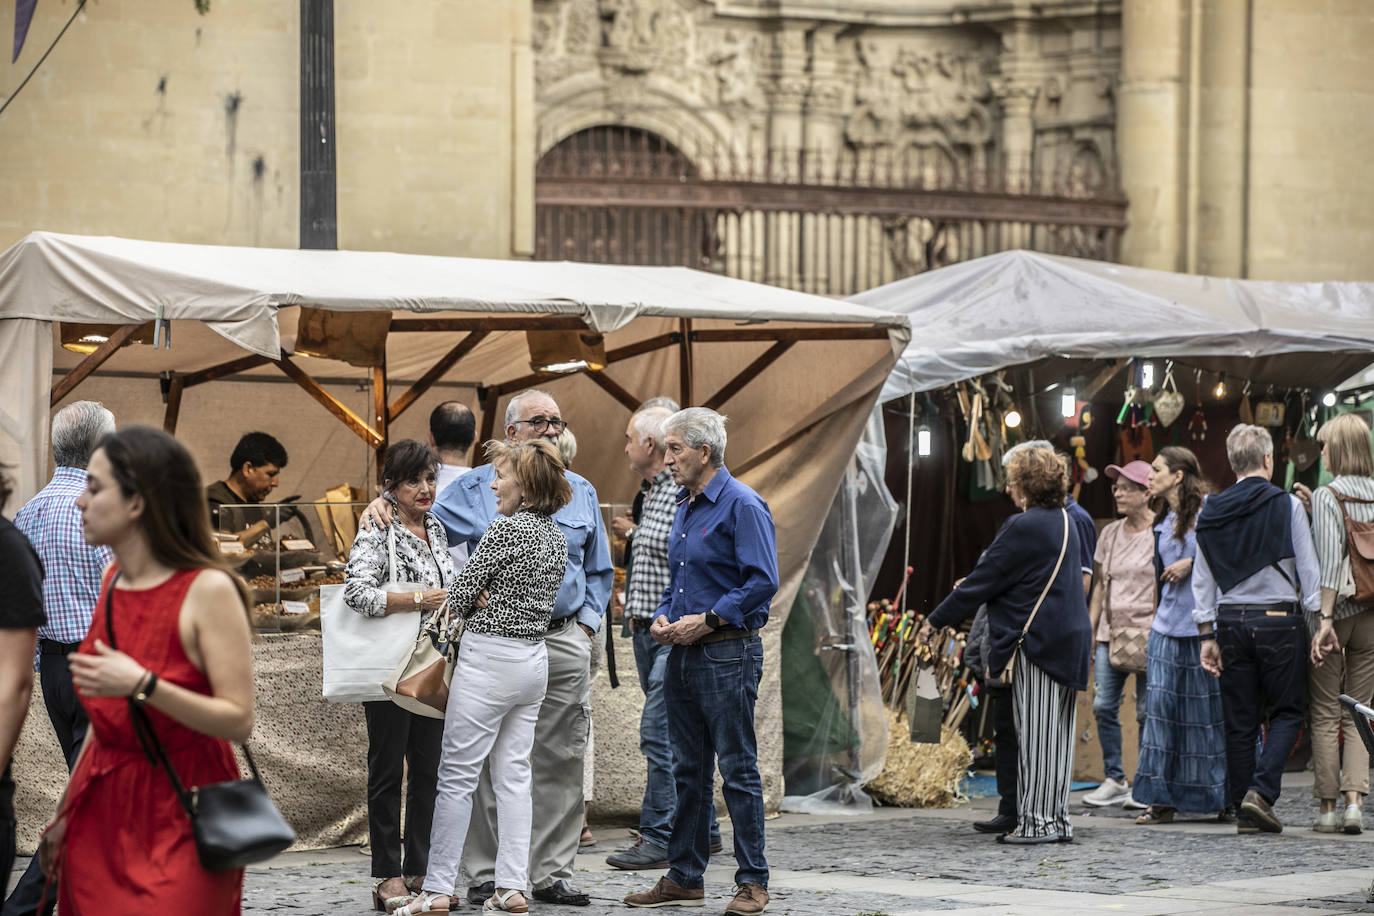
[
  {"left": 851, "top": 249, "right": 1374, "bottom": 402},
  {"left": 0, "top": 230, "right": 910, "bottom": 837}
]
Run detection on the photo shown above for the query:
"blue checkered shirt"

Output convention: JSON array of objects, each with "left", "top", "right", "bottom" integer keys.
[
  {"left": 624, "top": 470, "right": 676, "bottom": 622},
  {"left": 14, "top": 467, "right": 112, "bottom": 668}
]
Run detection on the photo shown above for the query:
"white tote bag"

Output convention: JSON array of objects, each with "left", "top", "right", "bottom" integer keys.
[{"left": 321, "top": 524, "right": 430, "bottom": 702}]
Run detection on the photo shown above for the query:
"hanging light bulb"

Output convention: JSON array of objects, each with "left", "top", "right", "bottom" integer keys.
[
  {"left": 1004, "top": 408, "right": 1022, "bottom": 429},
  {"left": 1322, "top": 391, "right": 1338, "bottom": 408},
  {"left": 917, "top": 424, "right": 932, "bottom": 457},
  {"left": 1213, "top": 373, "right": 1227, "bottom": 400},
  {"left": 1141, "top": 361, "right": 1155, "bottom": 390},
  {"left": 1061, "top": 385, "right": 1077, "bottom": 418}
]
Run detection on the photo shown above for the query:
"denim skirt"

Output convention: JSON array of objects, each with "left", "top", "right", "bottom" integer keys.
[{"left": 1131, "top": 629, "right": 1228, "bottom": 813}]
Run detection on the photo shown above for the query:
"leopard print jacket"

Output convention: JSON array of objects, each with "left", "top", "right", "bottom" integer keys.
[{"left": 445, "top": 510, "right": 567, "bottom": 642}]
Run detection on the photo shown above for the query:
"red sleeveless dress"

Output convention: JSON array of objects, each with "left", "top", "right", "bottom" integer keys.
[{"left": 59, "top": 568, "right": 243, "bottom": 915}]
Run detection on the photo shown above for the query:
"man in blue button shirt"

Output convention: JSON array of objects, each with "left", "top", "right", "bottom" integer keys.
[
  {"left": 362, "top": 389, "right": 613, "bottom": 907},
  {"left": 624, "top": 408, "right": 778, "bottom": 916}
]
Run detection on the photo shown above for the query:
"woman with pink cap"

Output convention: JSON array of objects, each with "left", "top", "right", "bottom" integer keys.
[{"left": 1081, "top": 459, "right": 1157, "bottom": 810}]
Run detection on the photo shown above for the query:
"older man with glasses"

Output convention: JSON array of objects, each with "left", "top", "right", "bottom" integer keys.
[{"left": 362, "top": 388, "right": 613, "bottom": 907}]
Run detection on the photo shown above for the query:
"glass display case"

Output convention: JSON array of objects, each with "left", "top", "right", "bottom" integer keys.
[
  {"left": 214, "top": 498, "right": 368, "bottom": 633},
  {"left": 599, "top": 501, "right": 633, "bottom": 625}
]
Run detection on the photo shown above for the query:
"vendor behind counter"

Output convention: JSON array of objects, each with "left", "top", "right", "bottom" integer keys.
[{"left": 207, "top": 432, "right": 289, "bottom": 541}]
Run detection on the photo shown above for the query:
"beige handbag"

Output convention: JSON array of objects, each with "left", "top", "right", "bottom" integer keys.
[
  {"left": 998, "top": 509, "right": 1069, "bottom": 684},
  {"left": 383, "top": 602, "right": 459, "bottom": 719},
  {"left": 1103, "top": 526, "right": 1150, "bottom": 675}
]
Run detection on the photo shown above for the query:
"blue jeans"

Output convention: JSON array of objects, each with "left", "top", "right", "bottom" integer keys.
[
  {"left": 632, "top": 628, "right": 719, "bottom": 848},
  {"left": 1092, "top": 641, "right": 1146, "bottom": 782},
  {"left": 1216, "top": 609, "right": 1308, "bottom": 807},
  {"left": 665, "top": 637, "right": 767, "bottom": 890}
]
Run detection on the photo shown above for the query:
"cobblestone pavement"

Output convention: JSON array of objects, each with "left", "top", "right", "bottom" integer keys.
[{"left": 12, "top": 773, "right": 1374, "bottom": 915}]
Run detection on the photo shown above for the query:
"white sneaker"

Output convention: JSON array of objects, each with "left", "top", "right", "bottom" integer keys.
[
  {"left": 1344, "top": 804, "right": 1364, "bottom": 835},
  {"left": 1122, "top": 790, "right": 1147, "bottom": 811},
  {"left": 1082, "top": 777, "right": 1131, "bottom": 807}
]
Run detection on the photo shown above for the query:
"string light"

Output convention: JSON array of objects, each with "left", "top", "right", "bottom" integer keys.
[
  {"left": 1004, "top": 408, "right": 1022, "bottom": 428},
  {"left": 1213, "top": 373, "right": 1227, "bottom": 399},
  {"left": 1061, "top": 385, "right": 1077, "bottom": 418},
  {"left": 1141, "top": 361, "right": 1155, "bottom": 390},
  {"left": 1322, "top": 391, "right": 1338, "bottom": 408},
  {"left": 917, "top": 424, "right": 932, "bottom": 457}
]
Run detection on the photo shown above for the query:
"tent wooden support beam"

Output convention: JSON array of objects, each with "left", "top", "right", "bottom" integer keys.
[
  {"left": 734, "top": 413, "right": 826, "bottom": 479},
  {"left": 274, "top": 356, "right": 384, "bottom": 449},
  {"left": 478, "top": 387, "right": 500, "bottom": 444},
  {"left": 162, "top": 375, "right": 184, "bottom": 434},
  {"left": 181, "top": 354, "right": 272, "bottom": 388},
  {"left": 679, "top": 319, "right": 694, "bottom": 405},
  {"left": 388, "top": 330, "right": 490, "bottom": 423},
  {"left": 585, "top": 370, "right": 641, "bottom": 413},
  {"left": 605, "top": 333, "right": 679, "bottom": 365},
  {"left": 492, "top": 368, "right": 573, "bottom": 398},
  {"left": 50, "top": 324, "right": 143, "bottom": 407},
  {"left": 691, "top": 327, "right": 892, "bottom": 343},
  {"left": 389, "top": 317, "right": 586, "bottom": 333},
  {"left": 372, "top": 363, "right": 389, "bottom": 473},
  {"left": 704, "top": 341, "right": 795, "bottom": 411}
]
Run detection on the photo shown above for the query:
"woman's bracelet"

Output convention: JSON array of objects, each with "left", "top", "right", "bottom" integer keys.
[{"left": 130, "top": 669, "right": 160, "bottom": 705}]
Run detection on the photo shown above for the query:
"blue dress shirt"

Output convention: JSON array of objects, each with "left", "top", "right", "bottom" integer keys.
[
  {"left": 655, "top": 466, "right": 779, "bottom": 630},
  {"left": 433, "top": 463, "right": 613, "bottom": 632},
  {"left": 1152, "top": 508, "right": 1201, "bottom": 638},
  {"left": 1191, "top": 493, "right": 1321, "bottom": 624}
]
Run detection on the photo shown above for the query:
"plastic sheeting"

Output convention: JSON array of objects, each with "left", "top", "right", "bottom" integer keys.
[{"left": 781, "top": 407, "right": 897, "bottom": 814}]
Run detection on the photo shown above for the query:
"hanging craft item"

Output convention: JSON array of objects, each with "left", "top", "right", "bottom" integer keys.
[
  {"left": 1238, "top": 381, "right": 1255, "bottom": 425},
  {"left": 1188, "top": 369, "right": 1208, "bottom": 443},
  {"left": 1255, "top": 397, "right": 1286, "bottom": 427},
  {"left": 1153, "top": 362, "right": 1185, "bottom": 428},
  {"left": 1069, "top": 405, "right": 1098, "bottom": 500},
  {"left": 1290, "top": 393, "right": 1323, "bottom": 471},
  {"left": 1117, "top": 359, "right": 1155, "bottom": 463}
]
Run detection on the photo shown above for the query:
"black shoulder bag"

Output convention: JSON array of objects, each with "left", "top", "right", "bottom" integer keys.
[{"left": 105, "top": 572, "right": 296, "bottom": 870}]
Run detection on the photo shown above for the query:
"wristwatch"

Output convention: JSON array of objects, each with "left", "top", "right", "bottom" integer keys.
[
  {"left": 705, "top": 611, "right": 725, "bottom": 630},
  {"left": 132, "top": 671, "right": 159, "bottom": 706},
  {"left": 413, "top": 591, "right": 424, "bottom": 606}
]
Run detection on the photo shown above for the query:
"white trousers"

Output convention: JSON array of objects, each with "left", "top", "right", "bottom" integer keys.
[{"left": 423, "top": 631, "right": 548, "bottom": 893}]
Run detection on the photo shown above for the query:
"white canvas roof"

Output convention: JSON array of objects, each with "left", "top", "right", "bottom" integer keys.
[{"left": 850, "top": 249, "right": 1374, "bottom": 401}]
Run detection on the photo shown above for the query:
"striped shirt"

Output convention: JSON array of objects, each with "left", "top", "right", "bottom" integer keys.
[
  {"left": 624, "top": 469, "right": 675, "bottom": 622},
  {"left": 1310, "top": 475, "right": 1374, "bottom": 622},
  {"left": 14, "top": 467, "right": 113, "bottom": 667}
]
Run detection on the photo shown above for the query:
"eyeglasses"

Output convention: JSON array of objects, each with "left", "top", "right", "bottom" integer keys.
[
  {"left": 1111, "top": 483, "right": 1146, "bottom": 494},
  {"left": 512, "top": 415, "right": 568, "bottom": 434}
]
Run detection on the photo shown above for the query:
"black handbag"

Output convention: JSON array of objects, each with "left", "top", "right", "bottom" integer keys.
[{"left": 105, "top": 572, "right": 296, "bottom": 870}]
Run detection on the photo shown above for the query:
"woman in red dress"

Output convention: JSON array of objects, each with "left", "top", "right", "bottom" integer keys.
[{"left": 40, "top": 426, "right": 256, "bottom": 915}]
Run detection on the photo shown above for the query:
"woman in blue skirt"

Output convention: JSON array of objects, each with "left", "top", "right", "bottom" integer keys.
[{"left": 1132, "top": 446, "right": 1229, "bottom": 824}]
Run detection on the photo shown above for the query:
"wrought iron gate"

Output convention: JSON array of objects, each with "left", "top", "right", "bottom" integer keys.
[{"left": 535, "top": 126, "right": 1128, "bottom": 295}]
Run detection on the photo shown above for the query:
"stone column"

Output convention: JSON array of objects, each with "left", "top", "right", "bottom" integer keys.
[
  {"left": 1194, "top": 0, "right": 1249, "bottom": 277},
  {"left": 1118, "top": 0, "right": 1188, "bottom": 271}
]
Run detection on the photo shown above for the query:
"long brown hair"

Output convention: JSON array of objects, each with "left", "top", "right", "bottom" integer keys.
[
  {"left": 99, "top": 426, "right": 253, "bottom": 618},
  {"left": 1152, "top": 445, "right": 1210, "bottom": 541}
]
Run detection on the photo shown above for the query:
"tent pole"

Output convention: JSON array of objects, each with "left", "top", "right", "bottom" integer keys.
[
  {"left": 163, "top": 375, "right": 184, "bottom": 434},
  {"left": 372, "top": 362, "right": 389, "bottom": 484},
  {"left": 387, "top": 330, "right": 489, "bottom": 423},
  {"left": 478, "top": 387, "right": 500, "bottom": 452},
  {"left": 679, "top": 318, "right": 694, "bottom": 406},
  {"left": 50, "top": 324, "right": 143, "bottom": 407},
  {"left": 900, "top": 392, "right": 915, "bottom": 617},
  {"left": 272, "top": 356, "right": 382, "bottom": 449},
  {"left": 584, "top": 370, "right": 642, "bottom": 412},
  {"left": 703, "top": 341, "right": 795, "bottom": 411}
]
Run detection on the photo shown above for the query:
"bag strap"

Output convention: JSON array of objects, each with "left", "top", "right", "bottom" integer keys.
[
  {"left": 1102, "top": 525, "right": 1116, "bottom": 628},
  {"left": 387, "top": 520, "right": 400, "bottom": 585},
  {"left": 1019, "top": 508, "right": 1070, "bottom": 644},
  {"left": 104, "top": 571, "right": 264, "bottom": 823},
  {"left": 1330, "top": 487, "right": 1374, "bottom": 510}
]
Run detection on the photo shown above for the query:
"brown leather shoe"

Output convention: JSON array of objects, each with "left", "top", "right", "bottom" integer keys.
[
  {"left": 724, "top": 884, "right": 769, "bottom": 915},
  {"left": 624, "top": 877, "right": 706, "bottom": 908}
]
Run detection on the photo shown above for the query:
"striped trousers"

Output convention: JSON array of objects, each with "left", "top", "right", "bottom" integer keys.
[{"left": 1012, "top": 654, "right": 1077, "bottom": 839}]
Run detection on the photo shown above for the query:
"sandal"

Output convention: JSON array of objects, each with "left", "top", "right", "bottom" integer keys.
[
  {"left": 484, "top": 888, "right": 530, "bottom": 914},
  {"left": 373, "top": 878, "right": 413, "bottom": 913},
  {"left": 1136, "top": 806, "right": 1175, "bottom": 825},
  {"left": 393, "top": 891, "right": 451, "bottom": 914}
]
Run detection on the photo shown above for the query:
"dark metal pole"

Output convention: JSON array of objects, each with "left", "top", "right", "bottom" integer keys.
[{"left": 300, "top": 0, "right": 337, "bottom": 249}]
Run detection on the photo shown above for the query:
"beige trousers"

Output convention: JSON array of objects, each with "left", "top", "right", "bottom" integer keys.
[{"left": 1309, "top": 610, "right": 1374, "bottom": 799}]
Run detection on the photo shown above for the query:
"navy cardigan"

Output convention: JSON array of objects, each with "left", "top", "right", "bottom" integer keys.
[{"left": 927, "top": 505, "right": 1092, "bottom": 690}]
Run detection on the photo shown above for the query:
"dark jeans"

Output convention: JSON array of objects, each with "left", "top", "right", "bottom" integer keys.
[
  {"left": 988, "top": 684, "right": 1018, "bottom": 819},
  {"left": 665, "top": 636, "right": 767, "bottom": 890},
  {"left": 363, "top": 700, "right": 443, "bottom": 879},
  {"left": 630, "top": 627, "right": 719, "bottom": 849},
  {"left": 1216, "top": 609, "right": 1308, "bottom": 807},
  {"left": 3, "top": 647, "right": 88, "bottom": 916}
]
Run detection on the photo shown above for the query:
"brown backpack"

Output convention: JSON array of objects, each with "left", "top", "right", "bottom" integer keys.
[{"left": 1331, "top": 488, "right": 1374, "bottom": 607}]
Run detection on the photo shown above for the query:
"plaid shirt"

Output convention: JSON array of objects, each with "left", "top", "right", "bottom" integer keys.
[
  {"left": 625, "top": 469, "right": 676, "bottom": 622},
  {"left": 15, "top": 467, "right": 112, "bottom": 666}
]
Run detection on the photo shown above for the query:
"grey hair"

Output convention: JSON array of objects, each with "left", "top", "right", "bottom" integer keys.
[
  {"left": 52, "top": 400, "right": 115, "bottom": 469},
  {"left": 639, "top": 396, "right": 681, "bottom": 413},
  {"left": 1226, "top": 423, "right": 1273, "bottom": 474},
  {"left": 504, "top": 389, "right": 557, "bottom": 429},
  {"left": 1001, "top": 439, "right": 1055, "bottom": 468},
  {"left": 556, "top": 427, "right": 577, "bottom": 468},
  {"left": 630, "top": 405, "right": 674, "bottom": 448},
  {"left": 663, "top": 408, "right": 728, "bottom": 469}
]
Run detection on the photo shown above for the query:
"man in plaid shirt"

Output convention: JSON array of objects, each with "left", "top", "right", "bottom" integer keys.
[
  {"left": 607, "top": 403, "right": 720, "bottom": 871},
  {"left": 3, "top": 401, "right": 114, "bottom": 916}
]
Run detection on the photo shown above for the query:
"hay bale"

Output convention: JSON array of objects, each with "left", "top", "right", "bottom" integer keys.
[{"left": 865, "top": 709, "right": 972, "bottom": 808}]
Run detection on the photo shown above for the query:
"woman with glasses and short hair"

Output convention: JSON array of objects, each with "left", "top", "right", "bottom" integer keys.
[{"left": 1080, "top": 461, "right": 1157, "bottom": 810}]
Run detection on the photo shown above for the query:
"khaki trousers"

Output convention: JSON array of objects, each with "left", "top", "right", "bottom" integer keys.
[
  {"left": 1309, "top": 610, "right": 1374, "bottom": 799},
  {"left": 460, "top": 620, "right": 592, "bottom": 890}
]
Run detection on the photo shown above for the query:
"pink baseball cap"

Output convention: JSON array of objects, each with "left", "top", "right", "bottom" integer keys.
[{"left": 1105, "top": 460, "right": 1152, "bottom": 488}]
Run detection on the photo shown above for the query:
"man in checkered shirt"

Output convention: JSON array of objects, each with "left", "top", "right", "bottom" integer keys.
[
  {"left": 606, "top": 402, "right": 720, "bottom": 871},
  {"left": 2, "top": 401, "right": 114, "bottom": 916}
]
